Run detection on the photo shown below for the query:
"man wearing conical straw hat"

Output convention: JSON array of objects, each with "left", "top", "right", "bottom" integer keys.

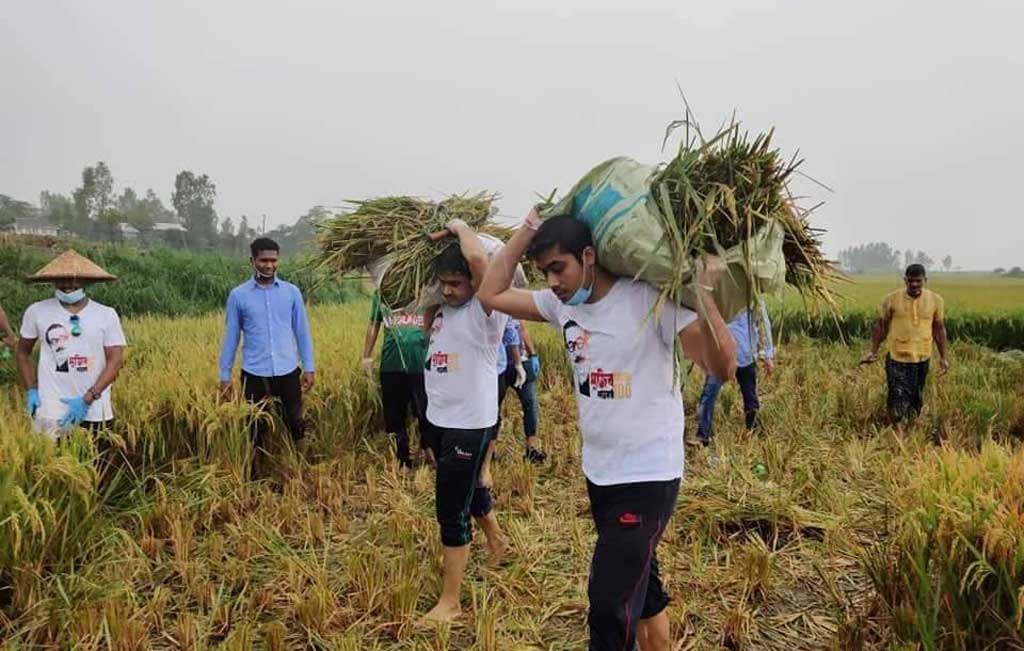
[{"left": 16, "top": 249, "right": 126, "bottom": 438}]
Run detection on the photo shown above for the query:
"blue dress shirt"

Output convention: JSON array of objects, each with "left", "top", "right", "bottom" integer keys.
[{"left": 218, "top": 277, "right": 315, "bottom": 382}]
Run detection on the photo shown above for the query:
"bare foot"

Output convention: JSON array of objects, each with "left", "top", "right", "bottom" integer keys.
[
  {"left": 479, "top": 466, "right": 494, "bottom": 490},
  {"left": 422, "top": 600, "right": 461, "bottom": 623},
  {"left": 487, "top": 536, "right": 510, "bottom": 568}
]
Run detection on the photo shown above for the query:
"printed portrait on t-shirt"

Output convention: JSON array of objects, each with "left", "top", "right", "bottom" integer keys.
[
  {"left": 425, "top": 310, "right": 459, "bottom": 373},
  {"left": 563, "top": 320, "right": 591, "bottom": 397},
  {"left": 44, "top": 323, "right": 70, "bottom": 373}
]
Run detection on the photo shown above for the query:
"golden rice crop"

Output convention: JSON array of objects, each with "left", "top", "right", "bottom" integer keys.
[{"left": 0, "top": 302, "right": 1021, "bottom": 649}]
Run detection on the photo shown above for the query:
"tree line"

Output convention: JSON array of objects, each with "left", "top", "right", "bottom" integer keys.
[
  {"left": 838, "top": 242, "right": 957, "bottom": 274},
  {"left": 0, "top": 162, "right": 333, "bottom": 257}
]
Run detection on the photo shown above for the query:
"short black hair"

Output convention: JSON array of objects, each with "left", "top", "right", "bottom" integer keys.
[
  {"left": 526, "top": 215, "right": 594, "bottom": 263},
  {"left": 433, "top": 243, "right": 471, "bottom": 279},
  {"left": 905, "top": 264, "right": 926, "bottom": 278},
  {"left": 250, "top": 237, "right": 280, "bottom": 258}
]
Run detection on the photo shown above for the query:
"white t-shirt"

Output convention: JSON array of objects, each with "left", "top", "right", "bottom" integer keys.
[
  {"left": 20, "top": 298, "right": 127, "bottom": 425},
  {"left": 533, "top": 279, "right": 697, "bottom": 485},
  {"left": 425, "top": 296, "right": 509, "bottom": 429}
]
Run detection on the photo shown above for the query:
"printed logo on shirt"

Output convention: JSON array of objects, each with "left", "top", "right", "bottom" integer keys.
[
  {"left": 385, "top": 313, "right": 425, "bottom": 329},
  {"left": 453, "top": 445, "right": 474, "bottom": 461},
  {"left": 44, "top": 323, "right": 71, "bottom": 373},
  {"left": 69, "top": 354, "right": 91, "bottom": 373},
  {"left": 428, "top": 351, "right": 460, "bottom": 374},
  {"left": 590, "top": 369, "right": 632, "bottom": 400},
  {"left": 431, "top": 311, "right": 444, "bottom": 336}
]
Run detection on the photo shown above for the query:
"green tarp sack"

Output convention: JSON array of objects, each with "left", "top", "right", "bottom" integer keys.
[{"left": 540, "top": 156, "right": 786, "bottom": 321}]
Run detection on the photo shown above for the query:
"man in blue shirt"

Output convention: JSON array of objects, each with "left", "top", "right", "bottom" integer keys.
[
  {"left": 495, "top": 318, "right": 546, "bottom": 463},
  {"left": 696, "top": 304, "right": 775, "bottom": 445},
  {"left": 218, "top": 238, "right": 316, "bottom": 471}
]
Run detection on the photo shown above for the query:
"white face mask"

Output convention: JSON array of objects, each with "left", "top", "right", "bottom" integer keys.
[{"left": 55, "top": 288, "right": 86, "bottom": 304}]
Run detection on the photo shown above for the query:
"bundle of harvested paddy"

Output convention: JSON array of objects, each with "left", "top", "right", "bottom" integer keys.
[
  {"left": 312, "top": 193, "right": 523, "bottom": 310},
  {"left": 541, "top": 116, "right": 838, "bottom": 320},
  {"left": 651, "top": 117, "right": 838, "bottom": 309}
]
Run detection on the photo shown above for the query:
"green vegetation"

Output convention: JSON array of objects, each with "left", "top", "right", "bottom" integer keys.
[
  {"left": 787, "top": 273, "right": 1024, "bottom": 314},
  {"left": 0, "top": 235, "right": 361, "bottom": 325},
  {"left": 769, "top": 273, "right": 1024, "bottom": 350}
]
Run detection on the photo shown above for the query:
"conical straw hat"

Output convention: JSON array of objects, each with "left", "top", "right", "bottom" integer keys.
[{"left": 26, "top": 249, "right": 117, "bottom": 283}]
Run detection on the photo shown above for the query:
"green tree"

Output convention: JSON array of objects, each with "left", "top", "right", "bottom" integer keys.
[
  {"left": 0, "top": 194, "right": 37, "bottom": 231},
  {"left": 837, "top": 242, "right": 901, "bottom": 273},
  {"left": 100, "top": 208, "right": 124, "bottom": 242},
  {"left": 40, "top": 191, "right": 77, "bottom": 233},
  {"left": 72, "top": 162, "right": 114, "bottom": 238},
  {"left": 236, "top": 215, "right": 255, "bottom": 255},
  {"left": 263, "top": 205, "right": 331, "bottom": 256},
  {"left": 219, "top": 216, "right": 236, "bottom": 252},
  {"left": 172, "top": 171, "right": 217, "bottom": 249},
  {"left": 914, "top": 251, "right": 934, "bottom": 270},
  {"left": 942, "top": 254, "right": 953, "bottom": 272}
]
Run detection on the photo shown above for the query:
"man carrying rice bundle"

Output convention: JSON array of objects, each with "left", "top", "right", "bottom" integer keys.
[
  {"left": 421, "top": 219, "right": 510, "bottom": 623},
  {"left": 479, "top": 209, "right": 736, "bottom": 651}
]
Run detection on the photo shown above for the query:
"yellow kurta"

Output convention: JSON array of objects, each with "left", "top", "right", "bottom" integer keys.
[{"left": 881, "top": 289, "right": 945, "bottom": 363}]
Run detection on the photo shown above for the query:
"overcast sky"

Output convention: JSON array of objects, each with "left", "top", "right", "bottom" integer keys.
[{"left": 2, "top": 0, "right": 1021, "bottom": 269}]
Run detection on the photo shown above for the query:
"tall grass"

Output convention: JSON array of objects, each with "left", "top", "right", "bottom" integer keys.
[
  {"left": 862, "top": 443, "right": 1024, "bottom": 650},
  {"left": 0, "top": 304, "right": 1021, "bottom": 649}
]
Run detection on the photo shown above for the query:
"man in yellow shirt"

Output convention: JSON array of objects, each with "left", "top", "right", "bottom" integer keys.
[{"left": 860, "top": 264, "right": 950, "bottom": 429}]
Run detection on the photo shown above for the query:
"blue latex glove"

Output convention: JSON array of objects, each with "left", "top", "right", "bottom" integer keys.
[
  {"left": 26, "top": 388, "right": 40, "bottom": 417},
  {"left": 57, "top": 396, "right": 90, "bottom": 428},
  {"left": 527, "top": 355, "right": 541, "bottom": 377}
]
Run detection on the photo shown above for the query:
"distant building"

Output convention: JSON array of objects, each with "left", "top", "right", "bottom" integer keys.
[
  {"left": 152, "top": 222, "right": 187, "bottom": 233},
  {"left": 13, "top": 218, "right": 58, "bottom": 237},
  {"left": 117, "top": 223, "right": 141, "bottom": 240}
]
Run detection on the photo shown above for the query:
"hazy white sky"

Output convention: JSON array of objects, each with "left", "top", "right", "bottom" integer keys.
[{"left": 2, "top": 0, "right": 1021, "bottom": 268}]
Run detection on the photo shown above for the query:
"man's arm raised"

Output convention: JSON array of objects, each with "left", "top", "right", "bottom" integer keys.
[
  {"left": 478, "top": 209, "right": 545, "bottom": 322},
  {"left": 678, "top": 257, "right": 737, "bottom": 380},
  {"left": 446, "top": 219, "right": 490, "bottom": 292}
]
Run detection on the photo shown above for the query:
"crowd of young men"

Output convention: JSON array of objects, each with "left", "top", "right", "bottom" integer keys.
[{"left": 9, "top": 213, "right": 953, "bottom": 649}]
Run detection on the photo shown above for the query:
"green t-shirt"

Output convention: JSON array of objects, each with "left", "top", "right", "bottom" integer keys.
[{"left": 371, "top": 293, "right": 428, "bottom": 373}]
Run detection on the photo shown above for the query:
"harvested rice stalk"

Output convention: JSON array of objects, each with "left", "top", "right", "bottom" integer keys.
[
  {"left": 311, "top": 193, "right": 496, "bottom": 308},
  {"left": 541, "top": 115, "right": 840, "bottom": 322},
  {"left": 651, "top": 116, "right": 840, "bottom": 312}
]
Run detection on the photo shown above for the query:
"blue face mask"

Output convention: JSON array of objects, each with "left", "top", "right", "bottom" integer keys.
[
  {"left": 55, "top": 288, "right": 86, "bottom": 304},
  {"left": 565, "top": 262, "right": 594, "bottom": 306}
]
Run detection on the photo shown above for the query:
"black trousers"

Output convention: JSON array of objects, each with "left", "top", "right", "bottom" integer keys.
[
  {"left": 380, "top": 371, "right": 429, "bottom": 464},
  {"left": 241, "top": 368, "right": 306, "bottom": 454},
  {"left": 736, "top": 362, "right": 761, "bottom": 431},
  {"left": 431, "top": 423, "right": 494, "bottom": 547},
  {"left": 886, "top": 356, "right": 929, "bottom": 423},
  {"left": 586, "top": 478, "right": 680, "bottom": 651}
]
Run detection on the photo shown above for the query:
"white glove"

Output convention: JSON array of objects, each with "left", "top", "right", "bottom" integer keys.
[{"left": 514, "top": 363, "right": 527, "bottom": 389}]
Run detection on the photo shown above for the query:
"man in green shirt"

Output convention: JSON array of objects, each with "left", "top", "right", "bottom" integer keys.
[{"left": 362, "top": 292, "right": 431, "bottom": 467}]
